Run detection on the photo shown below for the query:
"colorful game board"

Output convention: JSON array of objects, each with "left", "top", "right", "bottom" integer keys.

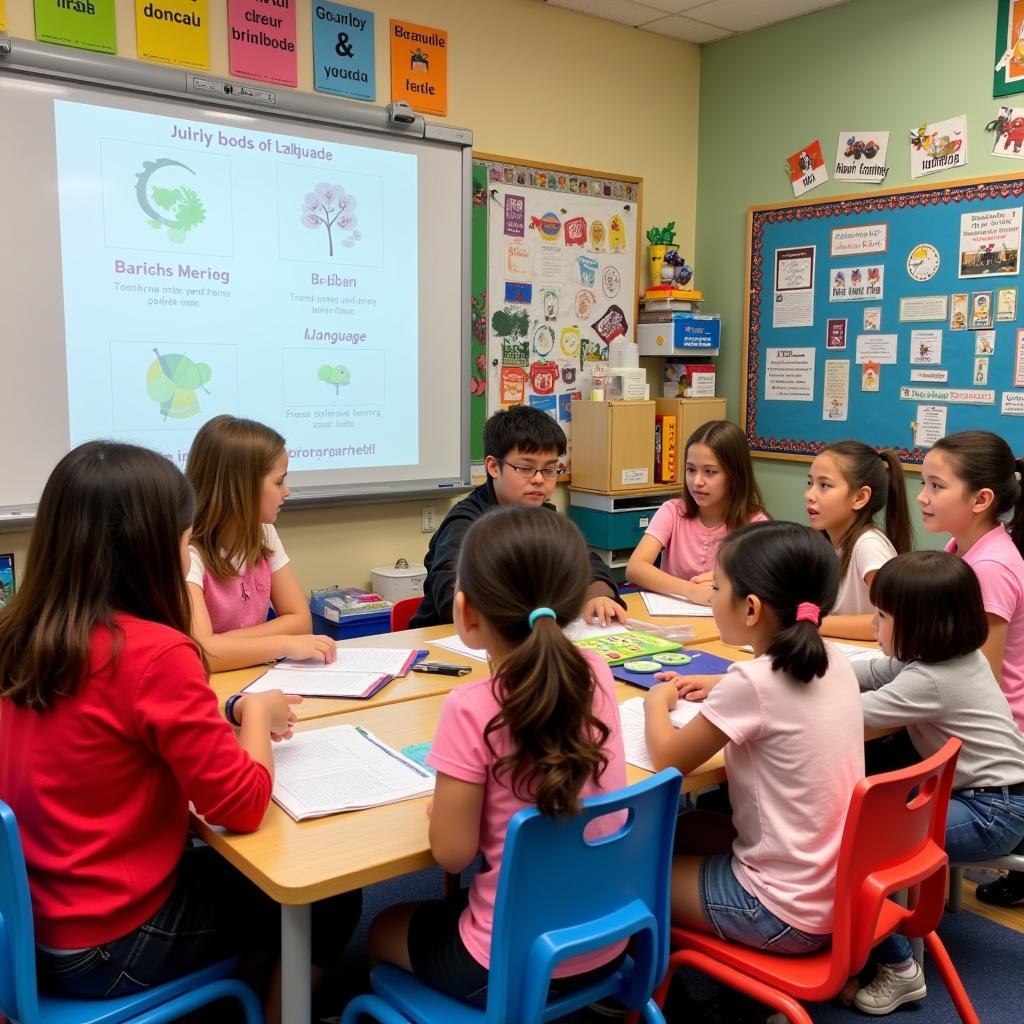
[
  {"left": 573, "top": 630, "right": 682, "bottom": 666},
  {"left": 612, "top": 648, "right": 735, "bottom": 690}
]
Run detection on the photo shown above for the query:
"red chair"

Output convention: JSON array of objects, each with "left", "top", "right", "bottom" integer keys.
[
  {"left": 390, "top": 596, "right": 422, "bottom": 632},
  {"left": 651, "top": 738, "right": 980, "bottom": 1024}
]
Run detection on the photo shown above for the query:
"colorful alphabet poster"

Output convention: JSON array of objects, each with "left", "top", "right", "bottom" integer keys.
[
  {"left": 135, "top": 0, "right": 210, "bottom": 70},
  {"left": 313, "top": 2, "right": 374, "bottom": 101},
  {"left": 227, "top": 0, "right": 296, "bottom": 87},
  {"left": 34, "top": 0, "right": 117, "bottom": 52},
  {"left": 389, "top": 19, "right": 447, "bottom": 116}
]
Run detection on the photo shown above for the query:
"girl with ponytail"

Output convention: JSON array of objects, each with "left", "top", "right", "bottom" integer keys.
[
  {"left": 645, "top": 521, "right": 865, "bottom": 954},
  {"left": 366, "top": 507, "right": 627, "bottom": 1004},
  {"left": 805, "top": 440, "right": 913, "bottom": 640}
]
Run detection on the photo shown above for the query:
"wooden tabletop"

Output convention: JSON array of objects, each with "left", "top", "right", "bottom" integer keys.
[
  {"left": 209, "top": 595, "right": 721, "bottom": 721},
  {"left": 191, "top": 689, "right": 730, "bottom": 905}
]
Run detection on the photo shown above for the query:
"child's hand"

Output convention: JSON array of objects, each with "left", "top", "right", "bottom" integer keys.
[
  {"left": 684, "top": 578, "right": 713, "bottom": 605},
  {"left": 645, "top": 680, "right": 679, "bottom": 711},
  {"left": 237, "top": 690, "right": 302, "bottom": 739},
  {"left": 425, "top": 799, "right": 433, "bottom": 818},
  {"left": 584, "top": 595, "right": 629, "bottom": 626},
  {"left": 689, "top": 571, "right": 713, "bottom": 584},
  {"left": 285, "top": 634, "right": 338, "bottom": 663}
]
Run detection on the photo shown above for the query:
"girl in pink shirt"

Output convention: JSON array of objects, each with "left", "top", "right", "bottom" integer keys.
[
  {"left": 919, "top": 429, "right": 1024, "bottom": 908},
  {"left": 627, "top": 420, "right": 768, "bottom": 606},
  {"left": 186, "top": 415, "right": 337, "bottom": 671},
  {"left": 644, "top": 521, "right": 864, "bottom": 952},
  {"left": 367, "top": 508, "right": 628, "bottom": 1006},
  {"left": 805, "top": 440, "right": 913, "bottom": 641}
]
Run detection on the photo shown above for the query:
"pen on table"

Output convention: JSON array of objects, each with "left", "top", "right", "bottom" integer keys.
[{"left": 412, "top": 662, "right": 470, "bottom": 676}]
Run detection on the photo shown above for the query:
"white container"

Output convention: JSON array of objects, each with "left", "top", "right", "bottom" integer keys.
[
  {"left": 608, "top": 338, "right": 640, "bottom": 368},
  {"left": 371, "top": 563, "right": 427, "bottom": 602},
  {"left": 605, "top": 367, "right": 648, "bottom": 401}
]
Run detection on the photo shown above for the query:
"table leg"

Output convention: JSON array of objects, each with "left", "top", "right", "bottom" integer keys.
[{"left": 281, "top": 902, "right": 312, "bottom": 1022}]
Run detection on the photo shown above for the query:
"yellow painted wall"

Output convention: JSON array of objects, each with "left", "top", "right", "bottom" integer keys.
[{"left": 1, "top": 0, "right": 700, "bottom": 589}]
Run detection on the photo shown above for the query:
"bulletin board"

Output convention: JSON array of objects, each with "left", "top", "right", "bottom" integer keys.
[
  {"left": 475, "top": 153, "right": 642, "bottom": 470},
  {"left": 744, "top": 173, "right": 1024, "bottom": 464}
]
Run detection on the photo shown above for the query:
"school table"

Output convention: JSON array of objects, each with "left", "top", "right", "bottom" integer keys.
[
  {"left": 209, "top": 598, "right": 720, "bottom": 721},
  {"left": 190, "top": 686, "right": 729, "bottom": 1022}
]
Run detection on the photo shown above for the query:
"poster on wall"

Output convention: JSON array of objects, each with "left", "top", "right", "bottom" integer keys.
[
  {"left": 389, "top": 19, "right": 447, "bottom": 116},
  {"left": 958, "top": 207, "right": 1021, "bottom": 277},
  {"left": 909, "top": 115, "right": 967, "bottom": 178},
  {"left": 833, "top": 131, "right": 889, "bottom": 183},
  {"left": 484, "top": 163, "right": 639, "bottom": 471},
  {"left": 786, "top": 140, "right": 828, "bottom": 198},
  {"left": 34, "top": 0, "right": 117, "bottom": 52},
  {"left": 313, "top": 2, "right": 374, "bottom": 99},
  {"left": 989, "top": 105, "right": 1024, "bottom": 158},
  {"left": 994, "top": 0, "right": 1024, "bottom": 97},
  {"left": 773, "top": 245, "right": 815, "bottom": 328}
]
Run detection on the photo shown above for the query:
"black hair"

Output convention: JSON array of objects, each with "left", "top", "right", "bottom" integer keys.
[
  {"left": 870, "top": 552, "right": 988, "bottom": 663},
  {"left": 716, "top": 520, "right": 838, "bottom": 684},
  {"left": 483, "top": 406, "right": 567, "bottom": 461}
]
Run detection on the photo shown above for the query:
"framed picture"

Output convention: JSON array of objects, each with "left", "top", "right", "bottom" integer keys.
[
  {"left": 0, "top": 553, "right": 14, "bottom": 610},
  {"left": 995, "top": 0, "right": 1024, "bottom": 97}
]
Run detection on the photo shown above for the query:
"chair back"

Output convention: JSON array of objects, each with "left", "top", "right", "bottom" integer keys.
[
  {"left": 830, "top": 738, "right": 960, "bottom": 981},
  {"left": 0, "top": 800, "right": 42, "bottom": 1024},
  {"left": 484, "top": 768, "right": 681, "bottom": 1024},
  {"left": 390, "top": 597, "right": 422, "bottom": 633}
]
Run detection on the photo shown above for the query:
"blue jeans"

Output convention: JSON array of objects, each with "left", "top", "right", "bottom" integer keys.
[
  {"left": 877, "top": 788, "right": 1024, "bottom": 963},
  {"left": 698, "top": 853, "right": 830, "bottom": 955}
]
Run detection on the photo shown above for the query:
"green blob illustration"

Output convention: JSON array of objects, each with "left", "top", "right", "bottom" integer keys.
[
  {"left": 146, "top": 347, "right": 212, "bottom": 420},
  {"left": 318, "top": 364, "right": 351, "bottom": 395},
  {"left": 135, "top": 160, "right": 206, "bottom": 243}
]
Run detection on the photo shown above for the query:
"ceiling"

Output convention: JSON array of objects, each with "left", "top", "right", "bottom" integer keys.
[{"left": 539, "top": 0, "right": 857, "bottom": 45}]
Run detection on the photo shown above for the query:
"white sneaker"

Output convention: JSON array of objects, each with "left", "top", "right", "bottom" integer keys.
[{"left": 853, "top": 962, "right": 927, "bottom": 1015}]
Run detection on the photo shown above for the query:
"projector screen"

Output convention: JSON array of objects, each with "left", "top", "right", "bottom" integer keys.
[{"left": 0, "top": 42, "right": 472, "bottom": 521}]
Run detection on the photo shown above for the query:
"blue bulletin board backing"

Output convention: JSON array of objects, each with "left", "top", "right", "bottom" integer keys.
[{"left": 744, "top": 174, "right": 1024, "bottom": 464}]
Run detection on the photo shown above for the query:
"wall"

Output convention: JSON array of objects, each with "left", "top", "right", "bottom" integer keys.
[
  {"left": 697, "top": 0, "right": 1012, "bottom": 545},
  {"left": 1, "top": 0, "right": 699, "bottom": 588}
]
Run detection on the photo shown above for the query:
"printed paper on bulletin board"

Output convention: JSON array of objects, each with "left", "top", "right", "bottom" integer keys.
[
  {"left": 744, "top": 173, "right": 1024, "bottom": 465},
  {"left": 479, "top": 155, "right": 641, "bottom": 473}
]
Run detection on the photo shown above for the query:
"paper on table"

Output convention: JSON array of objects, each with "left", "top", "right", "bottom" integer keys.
[
  {"left": 271, "top": 724, "right": 435, "bottom": 820},
  {"left": 273, "top": 647, "right": 418, "bottom": 675},
  {"left": 433, "top": 619, "right": 630, "bottom": 662},
  {"left": 618, "top": 696, "right": 702, "bottom": 771},
  {"left": 829, "top": 641, "right": 885, "bottom": 664},
  {"left": 640, "top": 591, "right": 714, "bottom": 617},
  {"left": 245, "top": 668, "right": 387, "bottom": 698}
]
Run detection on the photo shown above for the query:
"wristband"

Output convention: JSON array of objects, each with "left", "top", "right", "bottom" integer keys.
[{"left": 225, "top": 693, "right": 244, "bottom": 727}]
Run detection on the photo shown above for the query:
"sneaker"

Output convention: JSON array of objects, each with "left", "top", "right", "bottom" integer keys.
[
  {"left": 974, "top": 870, "right": 1024, "bottom": 906},
  {"left": 853, "top": 962, "right": 926, "bottom": 1015}
]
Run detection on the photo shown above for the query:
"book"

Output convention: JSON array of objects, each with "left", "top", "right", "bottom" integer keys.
[
  {"left": 272, "top": 724, "right": 435, "bottom": 820},
  {"left": 683, "top": 363, "right": 717, "bottom": 398},
  {"left": 655, "top": 413, "right": 677, "bottom": 483},
  {"left": 244, "top": 647, "right": 428, "bottom": 699},
  {"left": 572, "top": 629, "right": 682, "bottom": 666}
]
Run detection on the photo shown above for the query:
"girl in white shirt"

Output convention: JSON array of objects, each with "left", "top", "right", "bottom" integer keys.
[{"left": 805, "top": 440, "right": 912, "bottom": 640}]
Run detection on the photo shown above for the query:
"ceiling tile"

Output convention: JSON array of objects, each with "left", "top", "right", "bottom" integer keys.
[
  {"left": 642, "top": 14, "right": 733, "bottom": 43},
  {"left": 544, "top": 0, "right": 677, "bottom": 28},
  {"left": 675, "top": 0, "right": 852, "bottom": 33}
]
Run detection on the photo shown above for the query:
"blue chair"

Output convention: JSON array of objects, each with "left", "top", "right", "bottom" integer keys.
[
  {"left": 0, "top": 800, "right": 263, "bottom": 1024},
  {"left": 342, "top": 768, "right": 682, "bottom": 1024}
]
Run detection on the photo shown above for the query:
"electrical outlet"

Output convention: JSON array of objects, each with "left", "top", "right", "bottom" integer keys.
[{"left": 421, "top": 506, "right": 437, "bottom": 533}]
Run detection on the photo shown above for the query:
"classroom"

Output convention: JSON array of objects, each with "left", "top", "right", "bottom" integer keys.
[{"left": 2, "top": 2, "right": 1024, "bottom": 1023}]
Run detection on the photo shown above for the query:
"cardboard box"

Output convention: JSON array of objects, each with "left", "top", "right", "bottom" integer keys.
[{"left": 570, "top": 400, "right": 656, "bottom": 493}]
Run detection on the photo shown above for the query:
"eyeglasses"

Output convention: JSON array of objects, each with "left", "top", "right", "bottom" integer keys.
[{"left": 495, "top": 459, "right": 565, "bottom": 479}]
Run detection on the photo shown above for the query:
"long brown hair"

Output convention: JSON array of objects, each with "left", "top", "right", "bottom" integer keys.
[
  {"left": 932, "top": 430, "right": 1024, "bottom": 556},
  {"left": 820, "top": 440, "right": 913, "bottom": 581},
  {"left": 681, "top": 420, "right": 766, "bottom": 530},
  {"left": 457, "top": 507, "right": 610, "bottom": 817},
  {"left": 0, "top": 442, "right": 196, "bottom": 711},
  {"left": 187, "top": 415, "right": 285, "bottom": 580}
]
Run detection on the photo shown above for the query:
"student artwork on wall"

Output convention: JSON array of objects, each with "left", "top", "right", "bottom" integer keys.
[
  {"left": 744, "top": 173, "right": 1024, "bottom": 464},
  {"left": 994, "top": 0, "right": 1024, "bottom": 97},
  {"left": 479, "top": 154, "right": 641, "bottom": 473}
]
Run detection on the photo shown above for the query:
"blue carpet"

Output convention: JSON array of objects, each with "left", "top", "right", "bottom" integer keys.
[{"left": 344, "top": 872, "right": 1023, "bottom": 1022}]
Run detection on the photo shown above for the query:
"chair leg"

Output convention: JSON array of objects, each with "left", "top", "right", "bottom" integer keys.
[
  {"left": 921, "top": 931, "right": 980, "bottom": 1024},
  {"left": 948, "top": 865, "right": 964, "bottom": 912},
  {"left": 341, "top": 992, "right": 414, "bottom": 1024}
]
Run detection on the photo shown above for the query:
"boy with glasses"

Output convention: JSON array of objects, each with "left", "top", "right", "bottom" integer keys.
[{"left": 410, "top": 406, "right": 627, "bottom": 628}]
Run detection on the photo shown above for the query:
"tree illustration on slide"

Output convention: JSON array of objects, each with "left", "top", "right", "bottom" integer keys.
[
  {"left": 135, "top": 159, "right": 206, "bottom": 244},
  {"left": 301, "top": 183, "right": 361, "bottom": 257},
  {"left": 146, "top": 347, "right": 213, "bottom": 419},
  {"left": 318, "top": 364, "right": 351, "bottom": 395}
]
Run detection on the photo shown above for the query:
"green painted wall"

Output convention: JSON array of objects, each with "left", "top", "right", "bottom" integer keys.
[{"left": 697, "top": 0, "right": 1010, "bottom": 546}]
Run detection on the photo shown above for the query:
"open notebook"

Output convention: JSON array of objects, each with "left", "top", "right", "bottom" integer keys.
[
  {"left": 640, "top": 591, "right": 714, "bottom": 617},
  {"left": 272, "top": 724, "right": 435, "bottom": 820},
  {"left": 244, "top": 647, "right": 427, "bottom": 699}
]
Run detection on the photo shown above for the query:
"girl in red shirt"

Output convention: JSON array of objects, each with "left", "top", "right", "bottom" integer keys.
[{"left": 0, "top": 442, "right": 360, "bottom": 1020}]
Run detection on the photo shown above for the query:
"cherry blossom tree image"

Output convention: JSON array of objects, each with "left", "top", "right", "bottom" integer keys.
[{"left": 300, "top": 183, "right": 361, "bottom": 257}]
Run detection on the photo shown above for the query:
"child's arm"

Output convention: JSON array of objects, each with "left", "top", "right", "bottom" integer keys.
[
  {"left": 428, "top": 772, "right": 485, "bottom": 873},
  {"left": 188, "top": 582, "right": 336, "bottom": 672},
  {"left": 858, "top": 662, "right": 942, "bottom": 731},
  {"left": 981, "top": 613, "right": 1009, "bottom": 682},
  {"left": 626, "top": 535, "right": 712, "bottom": 605},
  {"left": 820, "top": 567, "right": 880, "bottom": 640},
  {"left": 218, "top": 564, "right": 313, "bottom": 638},
  {"left": 643, "top": 680, "right": 729, "bottom": 773},
  {"left": 231, "top": 690, "right": 303, "bottom": 780}
]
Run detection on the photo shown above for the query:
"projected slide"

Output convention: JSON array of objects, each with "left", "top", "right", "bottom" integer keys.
[{"left": 52, "top": 101, "right": 418, "bottom": 472}]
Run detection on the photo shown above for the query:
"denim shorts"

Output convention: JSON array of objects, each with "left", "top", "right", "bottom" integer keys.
[
  {"left": 946, "top": 789, "right": 1024, "bottom": 862},
  {"left": 698, "top": 854, "right": 830, "bottom": 955}
]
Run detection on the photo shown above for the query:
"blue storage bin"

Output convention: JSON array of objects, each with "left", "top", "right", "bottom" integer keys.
[{"left": 312, "top": 608, "right": 392, "bottom": 640}]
